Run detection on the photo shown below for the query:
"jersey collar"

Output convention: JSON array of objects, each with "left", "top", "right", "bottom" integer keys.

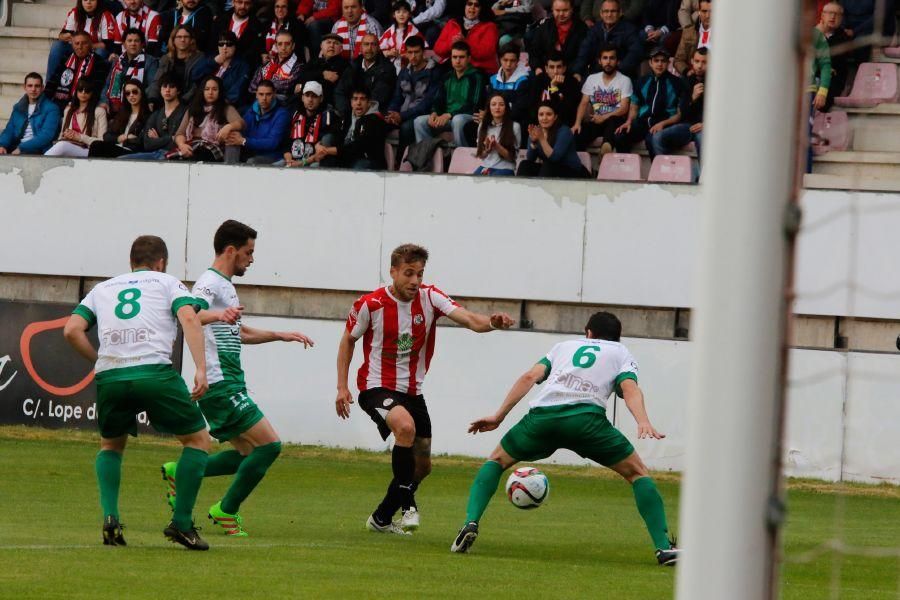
[{"left": 208, "top": 267, "right": 232, "bottom": 281}]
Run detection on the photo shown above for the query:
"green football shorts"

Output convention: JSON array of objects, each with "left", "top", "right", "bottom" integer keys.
[
  {"left": 500, "top": 404, "right": 635, "bottom": 467},
  {"left": 198, "top": 383, "right": 265, "bottom": 442},
  {"left": 95, "top": 365, "right": 207, "bottom": 438}
]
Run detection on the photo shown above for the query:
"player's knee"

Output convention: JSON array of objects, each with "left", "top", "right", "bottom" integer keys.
[{"left": 393, "top": 421, "right": 416, "bottom": 443}]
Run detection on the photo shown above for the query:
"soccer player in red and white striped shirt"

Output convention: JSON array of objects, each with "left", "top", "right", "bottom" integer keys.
[{"left": 336, "top": 243, "right": 515, "bottom": 534}]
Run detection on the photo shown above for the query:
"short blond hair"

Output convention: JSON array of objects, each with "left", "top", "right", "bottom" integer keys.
[{"left": 390, "top": 244, "right": 429, "bottom": 267}]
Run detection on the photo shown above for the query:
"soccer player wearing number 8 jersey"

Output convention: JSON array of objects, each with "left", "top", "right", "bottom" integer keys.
[
  {"left": 451, "top": 311, "right": 681, "bottom": 566},
  {"left": 161, "top": 220, "right": 315, "bottom": 537},
  {"left": 64, "top": 235, "right": 213, "bottom": 550},
  {"left": 336, "top": 244, "right": 516, "bottom": 534}
]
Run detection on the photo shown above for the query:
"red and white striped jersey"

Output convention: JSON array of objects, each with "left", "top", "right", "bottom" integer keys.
[{"left": 346, "top": 285, "right": 459, "bottom": 395}]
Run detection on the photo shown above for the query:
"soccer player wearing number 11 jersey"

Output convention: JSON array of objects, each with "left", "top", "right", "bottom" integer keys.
[{"left": 451, "top": 311, "right": 681, "bottom": 565}]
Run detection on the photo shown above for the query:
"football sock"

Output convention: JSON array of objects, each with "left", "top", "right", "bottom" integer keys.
[
  {"left": 465, "top": 460, "right": 505, "bottom": 524},
  {"left": 402, "top": 480, "right": 420, "bottom": 512},
  {"left": 95, "top": 450, "right": 122, "bottom": 520},
  {"left": 632, "top": 476, "right": 672, "bottom": 550},
  {"left": 173, "top": 447, "right": 209, "bottom": 531},
  {"left": 220, "top": 442, "right": 282, "bottom": 515},
  {"left": 204, "top": 450, "right": 245, "bottom": 477},
  {"left": 374, "top": 444, "right": 415, "bottom": 523}
]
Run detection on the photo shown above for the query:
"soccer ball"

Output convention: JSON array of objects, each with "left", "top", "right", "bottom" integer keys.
[{"left": 505, "top": 467, "right": 549, "bottom": 509}]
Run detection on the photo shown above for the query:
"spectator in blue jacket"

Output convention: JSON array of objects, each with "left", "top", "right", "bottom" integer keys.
[
  {"left": 613, "top": 46, "right": 681, "bottom": 156},
  {"left": 0, "top": 73, "right": 62, "bottom": 156},
  {"left": 574, "top": 0, "right": 643, "bottom": 78},
  {"left": 517, "top": 100, "right": 589, "bottom": 178},
  {"left": 225, "top": 80, "right": 291, "bottom": 164},
  {"left": 385, "top": 35, "right": 438, "bottom": 149}
]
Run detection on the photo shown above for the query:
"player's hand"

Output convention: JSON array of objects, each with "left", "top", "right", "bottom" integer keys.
[
  {"left": 336, "top": 389, "right": 354, "bottom": 419},
  {"left": 490, "top": 313, "right": 515, "bottom": 330},
  {"left": 636, "top": 422, "right": 665, "bottom": 439},
  {"left": 191, "top": 372, "right": 209, "bottom": 400},
  {"left": 280, "top": 331, "right": 315, "bottom": 348},
  {"left": 220, "top": 305, "right": 243, "bottom": 324},
  {"left": 468, "top": 414, "right": 503, "bottom": 433}
]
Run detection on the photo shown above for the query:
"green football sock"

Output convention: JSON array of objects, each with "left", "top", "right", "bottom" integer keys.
[
  {"left": 465, "top": 460, "right": 505, "bottom": 524},
  {"left": 205, "top": 450, "right": 245, "bottom": 477},
  {"left": 632, "top": 476, "right": 671, "bottom": 550},
  {"left": 173, "top": 447, "right": 209, "bottom": 531},
  {"left": 95, "top": 450, "right": 122, "bottom": 520},
  {"left": 220, "top": 442, "right": 282, "bottom": 515}
]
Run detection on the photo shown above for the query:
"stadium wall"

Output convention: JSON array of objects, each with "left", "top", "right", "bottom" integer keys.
[{"left": 1, "top": 157, "right": 898, "bottom": 484}]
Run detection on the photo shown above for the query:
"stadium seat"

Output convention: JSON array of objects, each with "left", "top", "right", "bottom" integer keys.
[
  {"left": 810, "top": 110, "right": 852, "bottom": 155},
  {"left": 385, "top": 142, "right": 396, "bottom": 171},
  {"left": 835, "top": 63, "right": 900, "bottom": 108},
  {"left": 448, "top": 148, "right": 480, "bottom": 174},
  {"left": 597, "top": 153, "right": 642, "bottom": 181},
  {"left": 884, "top": 46, "right": 900, "bottom": 58},
  {"left": 647, "top": 155, "right": 693, "bottom": 183},
  {"left": 399, "top": 147, "right": 445, "bottom": 173},
  {"left": 577, "top": 151, "right": 592, "bottom": 174}
]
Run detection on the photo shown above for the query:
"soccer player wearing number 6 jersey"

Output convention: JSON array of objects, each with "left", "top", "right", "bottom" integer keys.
[
  {"left": 161, "top": 220, "right": 315, "bottom": 537},
  {"left": 64, "top": 235, "right": 213, "bottom": 551},
  {"left": 336, "top": 244, "right": 515, "bottom": 535},
  {"left": 451, "top": 311, "right": 681, "bottom": 566}
]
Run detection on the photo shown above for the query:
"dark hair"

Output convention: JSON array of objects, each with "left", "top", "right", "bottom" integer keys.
[
  {"left": 218, "top": 30, "right": 238, "bottom": 44},
  {"left": 392, "top": 0, "right": 411, "bottom": 11},
  {"left": 257, "top": 79, "right": 276, "bottom": 91},
  {"left": 498, "top": 43, "right": 518, "bottom": 59},
  {"left": 693, "top": 46, "right": 709, "bottom": 58},
  {"left": 350, "top": 86, "right": 370, "bottom": 99},
  {"left": 405, "top": 35, "right": 425, "bottom": 49},
  {"left": 158, "top": 72, "right": 183, "bottom": 91},
  {"left": 74, "top": 0, "right": 100, "bottom": 31},
  {"left": 214, "top": 220, "right": 258, "bottom": 254},
  {"left": 121, "top": 27, "right": 146, "bottom": 44},
  {"left": 390, "top": 243, "right": 428, "bottom": 267},
  {"left": 71, "top": 30, "right": 92, "bottom": 42},
  {"left": 476, "top": 93, "right": 517, "bottom": 160},
  {"left": 535, "top": 100, "right": 561, "bottom": 146},
  {"left": 65, "top": 78, "right": 99, "bottom": 135},
  {"left": 130, "top": 235, "right": 169, "bottom": 267},
  {"left": 111, "top": 78, "right": 150, "bottom": 135},
  {"left": 24, "top": 72, "right": 43, "bottom": 85},
  {"left": 189, "top": 75, "right": 229, "bottom": 126},
  {"left": 585, "top": 311, "right": 622, "bottom": 341},
  {"left": 275, "top": 29, "right": 295, "bottom": 42},
  {"left": 450, "top": 40, "right": 471, "bottom": 55},
  {"left": 545, "top": 50, "right": 565, "bottom": 65},
  {"left": 598, "top": 42, "right": 618, "bottom": 58}
]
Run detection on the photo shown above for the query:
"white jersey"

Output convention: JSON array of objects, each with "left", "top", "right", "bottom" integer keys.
[
  {"left": 530, "top": 338, "right": 639, "bottom": 410},
  {"left": 192, "top": 268, "right": 244, "bottom": 388},
  {"left": 73, "top": 270, "right": 200, "bottom": 375}
]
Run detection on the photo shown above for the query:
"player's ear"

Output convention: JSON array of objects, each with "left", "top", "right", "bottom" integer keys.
[{"left": 585, "top": 328, "right": 593, "bottom": 338}]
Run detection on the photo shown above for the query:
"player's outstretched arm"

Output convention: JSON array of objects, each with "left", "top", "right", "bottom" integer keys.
[
  {"left": 177, "top": 305, "right": 208, "bottom": 400},
  {"left": 469, "top": 363, "right": 546, "bottom": 434},
  {"left": 63, "top": 315, "right": 99, "bottom": 363},
  {"left": 620, "top": 379, "right": 665, "bottom": 439},
  {"left": 447, "top": 308, "right": 515, "bottom": 333},
  {"left": 240, "top": 324, "right": 315, "bottom": 347},
  {"left": 198, "top": 305, "right": 243, "bottom": 325},
  {"left": 335, "top": 329, "right": 357, "bottom": 419}
]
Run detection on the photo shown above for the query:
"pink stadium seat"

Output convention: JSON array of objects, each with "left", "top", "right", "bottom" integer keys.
[
  {"left": 399, "top": 147, "right": 445, "bottom": 173},
  {"left": 884, "top": 46, "right": 900, "bottom": 58},
  {"left": 448, "top": 148, "right": 481, "bottom": 174},
  {"left": 577, "top": 151, "right": 592, "bottom": 173},
  {"left": 835, "top": 63, "right": 899, "bottom": 107},
  {"left": 597, "top": 153, "right": 642, "bottom": 181},
  {"left": 648, "top": 155, "right": 693, "bottom": 183},
  {"left": 385, "top": 142, "right": 396, "bottom": 171},
  {"left": 810, "top": 110, "right": 851, "bottom": 155}
]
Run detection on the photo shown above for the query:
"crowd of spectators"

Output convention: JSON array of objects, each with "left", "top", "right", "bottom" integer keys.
[{"left": 0, "top": 0, "right": 893, "bottom": 180}]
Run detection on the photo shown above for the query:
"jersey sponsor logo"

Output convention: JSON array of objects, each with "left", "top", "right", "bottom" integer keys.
[
  {"left": 550, "top": 369, "right": 602, "bottom": 394},
  {"left": 396, "top": 333, "right": 414, "bottom": 354},
  {"left": 196, "top": 286, "right": 214, "bottom": 298},
  {"left": 101, "top": 327, "right": 153, "bottom": 346}
]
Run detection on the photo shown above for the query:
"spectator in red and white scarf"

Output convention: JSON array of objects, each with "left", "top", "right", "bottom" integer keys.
[
  {"left": 379, "top": 0, "right": 426, "bottom": 73},
  {"left": 45, "top": 78, "right": 109, "bottom": 157},
  {"left": 102, "top": 28, "right": 160, "bottom": 114},
  {"left": 113, "top": 0, "right": 162, "bottom": 57},
  {"left": 265, "top": 0, "right": 308, "bottom": 59},
  {"left": 279, "top": 80, "right": 343, "bottom": 167},
  {"left": 250, "top": 30, "right": 305, "bottom": 103},
  {"left": 332, "top": 0, "right": 384, "bottom": 59},
  {"left": 47, "top": 0, "right": 118, "bottom": 84},
  {"left": 47, "top": 31, "right": 111, "bottom": 108}
]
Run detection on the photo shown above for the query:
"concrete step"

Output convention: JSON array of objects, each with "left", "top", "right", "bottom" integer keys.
[
  {"left": 32, "top": 0, "right": 78, "bottom": 7},
  {"left": 12, "top": 2, "right": 67, "bottom": 29},
  {"left": 812, "top": 150, "right": 900, "bottom": 180},
  {"left": 836, "top": 103, "right": 900, "bottom": 151},
  {"left": 0, "top": 94, "right": 19, "bottom": 127},
  {"left": 0, "top": 46, "right": 51, "bottom": 74},
  {"left": 0, "top": 27, "right": 55, "bottom": 56},
  {"left": 804, "top": 172, "right": 900, "bottom": 192}
]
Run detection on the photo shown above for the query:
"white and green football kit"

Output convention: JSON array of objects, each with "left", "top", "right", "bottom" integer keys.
[
  {"left": 72, "top": 269, "right": 206, "bottom": 437},
  {"left": 192, "top": 268, "right": 263, "bottom": 441},
  {"left": 500, "top": 338, "right": 638, "bottom": 466}
]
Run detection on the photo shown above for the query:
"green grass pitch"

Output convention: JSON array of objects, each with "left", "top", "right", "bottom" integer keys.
[{"left": 1, "top": 427, "right": 898, "bottom": 599}]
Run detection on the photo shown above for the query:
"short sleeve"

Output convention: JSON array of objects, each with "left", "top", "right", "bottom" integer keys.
[
  {"left": 169, "top": 277, "right": 202, "bottom": 316},
  {"left": 614, "top": 349, "right": 639, "bottom": 397},
  {"left": 346, "top": 296, "right": 371, "bottom": 339},
  {"left": 620, "top": 75, "right": 633, "bottom": 99},
  {"left": 580, "top": 75, "right": 594, "bottom": 96},
  {"left": 191, "top": 279, "right": 215, "bottom": 311},
  {"left": 101, "top": 12, "right": 118, "bottom": 41},
  {"left": 72, "top": 288, "right": 97, "bottom": 328},
  {"left": 63, "top": 8, "right": 77, "bottom": 32},
  {"left": 536, "top": 355, "right": 551, "bottom": 383},
  {"left": 428, "top": 286, "right": 459, "bottom": 317}
]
